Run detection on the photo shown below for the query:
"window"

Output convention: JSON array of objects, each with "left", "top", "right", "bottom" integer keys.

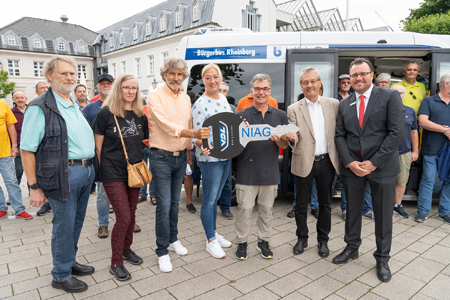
[
  {"left": 119, "top": 31, "right": 124, "bottom": 45},
  {"left": 34, "top": 62, "right": 44, "bottom": 77},
  {"left": 110, "top": 34, "right": 114, "bottom": 48},
  {"left": 58, "top": 40, "right": 66, "bottom": 50},
  {"left": 77, "top": 65, "right": 87, "bottom": 82},
  {"left": 175, "top": 7, "right": 182, "bottom": 27},
  {"left": 34, "top": 37, "right": 41, "bottom": 48},
  {"left": 242, "top": 2, "right": 261, "bottom": 32},
  {"left": 192, "top": 1, "right": 199, "bottom": 21},
  {"left": 160, "top": 14, "right": 166, "bottom": 32},
  {"left": 135, "top": 58, "right": 141, "bottom": 77},
  {"left": 161, "top": 51, "right": 169, "bottom": 65},
  {"left": 147, "top": 54, "right": 155, "bottom": 75},
  {"left": 7, "top": 34, "right": 16, "bottom": 45},
  {"left": 112, "top": 63, "right": 117, "bottom": 78},
  {"left": 78, "top": 43, "right": 85, "bottom": 52},
  {"left": 145, "top": 20, "right": 151, "bottom": 36},
  {"left": 122, "top": 60, "right": 127, "bottom": 73},
  {"left": 133, "top": 25, "right": 138, "bottom": 40},
  {"left": 7, "top": 60, "right": 20, "bottom": 77}
]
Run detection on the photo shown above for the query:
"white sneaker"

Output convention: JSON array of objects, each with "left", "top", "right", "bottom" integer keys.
[
  {"left": 158, "top": 254, "right": 172, "bottom": 272},
  {"left": 215, "top": 232, "right": 232, "bottom": 248},
  {"left": 168, "top": 240, "right": 188, "bottom": 255},
  {"left": 206, "top": 239, "right": 226, "bottom": 258}
]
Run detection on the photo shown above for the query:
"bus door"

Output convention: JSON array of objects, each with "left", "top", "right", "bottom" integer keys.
[
  {"left": 281, "top": 49, "right": 339, "bottom": 195},
  {"left": 431, "top": 48, "right": 450, "bottom": 94}
]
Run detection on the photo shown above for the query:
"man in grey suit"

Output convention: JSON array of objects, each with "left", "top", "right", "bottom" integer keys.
[
  {"left": 287, "top": 67, "right": 340, "bottom": 258},
  {"left": 334, "top": 58, "right": 404, "bottom": 282}
]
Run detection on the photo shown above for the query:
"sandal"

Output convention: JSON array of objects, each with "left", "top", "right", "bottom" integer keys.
[
  {"left": 150, "top": 196, "right": 156, "bottom": 205},
  {"left": 109, "top": 205, "right": 114, "bottom": 214}
]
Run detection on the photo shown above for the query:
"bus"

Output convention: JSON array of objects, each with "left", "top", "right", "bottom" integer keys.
[{"left": 178, "top": 28, "right": 450, "bottom": 200}]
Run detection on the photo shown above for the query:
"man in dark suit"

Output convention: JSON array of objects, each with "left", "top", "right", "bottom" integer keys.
[{"left": 334, "top": 58, "right": 404, "bottom": 282}]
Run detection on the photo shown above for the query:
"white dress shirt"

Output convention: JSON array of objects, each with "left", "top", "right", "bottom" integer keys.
[
  {"left": 305, "top": 96, "right": 328, "bottom": 155},
  {"left": 355, "top": 84, "right": 374, "bottom": 119}
]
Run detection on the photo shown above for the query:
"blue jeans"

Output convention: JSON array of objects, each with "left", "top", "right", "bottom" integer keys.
[
  {"left": 14, "top": 150, "right": 24, "bottom": 185},
  {"left": 293, "top": 179, "right": 319, "bottom": 210},
  {"left": 219, "top": 163, "right": 232, "bottom": 213},
  {"left": 151, "top": 150, "right": 186, "bottom": 257},
  {"left": 199, "top": 160, "right": 231, "bottom": 240},
  {"left": 139, "top": 147, "right": 156, "bottom": 197},
  {"left": 0, "top": 156, "right": 25, "bottom": 215},
  {"left": 418, "top": 154, "right": 450, "bottom": 216},
  {"left": 48, "top": 165, "right": 94, "bottom": 282},
  {"left": 97, "top": 182, "right": 110, "bottom": 226},
  {"left": 341, "top": 182, "right": 372, "bottom": 214}
]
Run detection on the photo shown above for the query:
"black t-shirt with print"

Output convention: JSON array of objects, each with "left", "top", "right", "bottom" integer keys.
[{"left": 94, "top": 106, "right": 149, "bottom": 182}]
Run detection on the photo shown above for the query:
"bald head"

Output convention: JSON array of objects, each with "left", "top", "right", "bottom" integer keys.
[
  {"left": 390, "top": 85, "right": 405, "bottom": 100},
  {"left": 13, "top": 91, "right": 27, "bottom": 109}
]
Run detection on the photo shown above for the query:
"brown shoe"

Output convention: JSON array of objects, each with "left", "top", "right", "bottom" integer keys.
[
  {"left": 133, "top": 223, "right": 141, "bottom": 233},
  {"left": 98, "top": 225, "right": 108, "bottom": 238},
  {"left": 138, "top": 195, "right": 147, "bottom": 203}
]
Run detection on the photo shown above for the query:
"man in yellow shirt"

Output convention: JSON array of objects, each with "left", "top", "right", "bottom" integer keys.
[{"left": 391, "top": 59, "right": 427, "bottom": 114}]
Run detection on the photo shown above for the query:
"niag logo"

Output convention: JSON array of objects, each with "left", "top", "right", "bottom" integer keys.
[
  {"left": 219, "top": 121, "right": 229, "bottom": 151},
  {"left": 200, "top": 29, "right": 207, "bottom": 34}
]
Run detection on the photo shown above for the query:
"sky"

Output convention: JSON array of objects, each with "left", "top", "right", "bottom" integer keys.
[{"left": 0, "top": 0, "right": 423, "bottom": 32}]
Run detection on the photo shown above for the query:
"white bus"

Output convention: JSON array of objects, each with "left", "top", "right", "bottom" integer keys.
[{"left": 178, "top": 29, "right": 450, "bottom": 198}]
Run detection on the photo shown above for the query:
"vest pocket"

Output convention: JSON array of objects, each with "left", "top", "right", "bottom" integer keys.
[
  {"left": 37, "top": 164, "right": 60, "bottom": 190},
  {"left": 43, "top": 126, "right": 61, "bottom": 151}
]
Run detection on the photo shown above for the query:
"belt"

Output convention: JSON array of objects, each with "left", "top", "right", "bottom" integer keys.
[
  {"left": 150, "top": 148, "right": 186, "bottom": 157},
  {"left": 68, "top": 158, "right": 93, "bottom": 167},
  {"left": 314, "top": 153, "right": 329, "bottom": 162}
]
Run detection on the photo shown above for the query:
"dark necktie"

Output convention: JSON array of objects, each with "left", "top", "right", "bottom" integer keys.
[{"left": 359, "top": 95, "right": 365, "bottom": 156}]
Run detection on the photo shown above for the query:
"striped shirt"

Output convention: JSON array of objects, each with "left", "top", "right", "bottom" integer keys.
[{"left": 147, "top": 84, "right": 192, "bottom": 152}]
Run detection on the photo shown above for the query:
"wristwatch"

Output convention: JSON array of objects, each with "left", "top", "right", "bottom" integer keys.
[
  {"left": 12, "top": 144, "right": 18, "bottom": 147},
  {"left": 30, "top": 183, "right": 40, "bottom": 190}
]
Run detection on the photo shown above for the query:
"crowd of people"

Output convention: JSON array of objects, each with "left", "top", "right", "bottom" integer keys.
[{"left": 0, "top": 54, "right": 449, "bottom": 293}]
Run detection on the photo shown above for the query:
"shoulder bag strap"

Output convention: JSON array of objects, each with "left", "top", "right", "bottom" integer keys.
[{"left": 113, "top": 115, "right": 130, "bottom": 165}]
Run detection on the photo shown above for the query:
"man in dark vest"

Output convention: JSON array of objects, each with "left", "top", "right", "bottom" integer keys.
[{"left": 21, "top": 56, "right": 96, "bottom": 293}]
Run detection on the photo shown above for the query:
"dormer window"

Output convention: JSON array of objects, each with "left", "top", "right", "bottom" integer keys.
[
  {"left": 110, "top": 34, "right": 114, "bottom": 48},
  {"left": 175, "top": 8, "right": 182, "bottom": 27},
  {"left": 58, "top": 40, "right": 66, "bottom": 50},
  {"left": 145, "top": 20, "right": 151, "bottom": 36},
  {"left": 119, "top": 30, "right": 124, "bottom": 45},
  {"left": 7, "top": 34, "right": 16, "bottom": 45},
  {"left": 133, "top": 25, "right": 138, "bottom": 40},
  {"left": 78, "top": 43, "right": 85, "bottom": 52},
  {"left": 34, "top": 37, "right": 42, "bottom": 48},
  {"left": 160, "top": 14, "right": 166, "bottom": 32},
  {"left": 192, "top": 1, "right": 199, "bottom": 22}
]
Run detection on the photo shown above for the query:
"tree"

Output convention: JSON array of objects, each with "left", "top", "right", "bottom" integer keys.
[
  {"left": 402, "top": 12, "right": 450, "bottom": 35},
  {"left": 0, "top": 70, "right": 15, "bottom": 99},
  {"left": 404, "top": 0, "right": 450, "bottom": 22}
]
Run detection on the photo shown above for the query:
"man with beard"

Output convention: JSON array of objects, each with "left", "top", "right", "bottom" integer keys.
[
  {"left": 11, "top": 92, "right": 27, "bottom": 185},
  {"left": 21, "top": 56, "right": 96, "bottom": 293},
  {"left": 74, "top": 84, "right": 90, "bottom": 109}
]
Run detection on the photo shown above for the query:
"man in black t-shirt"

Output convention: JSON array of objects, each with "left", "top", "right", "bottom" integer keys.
[{"left": 234, "top": 74, "right": 292, "bottom": 261}]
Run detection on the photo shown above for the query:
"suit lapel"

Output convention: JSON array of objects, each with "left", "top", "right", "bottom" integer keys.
[
  {"left": 349, "top": 94, "right": 360, "bottom": 133},
  {"left": 321, "top": 98, "right": 331, "bottom": 140},
  {"left": 299, "top": 99, "right": 315, "bottom": 139},
  {"left": 361, "top": 86, "right": 379, "bottom": 133}
]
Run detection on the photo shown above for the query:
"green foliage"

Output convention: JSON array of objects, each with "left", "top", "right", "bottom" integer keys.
[
  {"left": 0, "top": 70, "right": 15, "bottom": 99},
  {"left": 402, "top": 12, "right": 450, "bottom": 35},
  {"left": 404, "top": 0, "right": 450, "bottom": 22}
]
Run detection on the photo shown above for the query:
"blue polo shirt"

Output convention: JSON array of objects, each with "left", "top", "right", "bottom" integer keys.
[
  {"left": 82, "top": 99, "right": 104, "bottom": 126},
  {"left": 21, "top": 90, "right": 95, "bottom": 159},
  {"left": 398, "top": 105, "right": 418, "bottom": 155},
  {"left": 418, "top": 93, "right": 450, "bottom": 155}
]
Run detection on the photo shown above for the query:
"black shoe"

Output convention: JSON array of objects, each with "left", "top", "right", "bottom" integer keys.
[
  {"left": 311, "top": 208, "right": 319, "bottom": 220},
  {"left": 51, "top": 277, "right": 88, "bottom": 293},
  {"left": 376, "top": 261, "right": 391, "bottom": 282},
  {"left": 332, "top": 249, "right": 359, "bottom": 264},
  {"left": 287, "top": 208, "right": 295, "bottom": 218},
  {"left": 109, "top": 264, "right": 131, "bottom": 281},
  {"left": 318, "top": 242, "right": 329, "bottom": 258},
  {"left": 122, "top": 250, "right": 143, "bottom": 265},
  {"left": 293, "top": 240, "right": 308, "bottom": 255},
  {"left": 37, "top": 202, "right": 51, "bottom": 216},
  {"left": 186, "top": 203, "right": 196, "bottom": 213},
  {"left": 71, "top": 262, "right": 95, "bottom": 276},
  {"left": 6, "top": 200, "right": 10, "bottom": 205},
  {"left": 222, "top": 211, "right": 234, "bottom": 220},
  {"left": 235, "top": 242, "right": 248, "bottom": 260},
  {"left": 257, "top": 240, "right": 273, "bottom": 259}
]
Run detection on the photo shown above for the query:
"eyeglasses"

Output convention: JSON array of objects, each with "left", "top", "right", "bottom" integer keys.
[
  {"left": 57, "top": 72, "right": 76, "bottom": 77},
  {"left": 252, "top": 87, "right": 271, "bottom": 93},
  {"left": 378, "top": 81, "right": 390, "bottom": 85},
  {"left": 409, "top": 91, "right": 417, "bottom": 99},
  {"left": 300, "top": 79, "right": 320, "bottom": 86},
  {"left": 349, "top": 72, "right": 372, "bottom": 78},
  {"left": 121, "top": 86, "right": 139, "bottom": 92},
  {"left": 218, "top": 88, "right": 228, "bottom": 93}
]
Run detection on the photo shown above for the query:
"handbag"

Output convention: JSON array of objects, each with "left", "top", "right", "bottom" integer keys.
[
  {"left": 113, "top": 115, "right": 152, "bottom": 188},
  {"left": 437, "top": 136, "right": 450, "bottom": 182}
]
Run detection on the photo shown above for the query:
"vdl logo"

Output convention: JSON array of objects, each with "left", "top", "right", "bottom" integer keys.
[
  {"left": 200, "top": 29, "right": 207, "bottom": 34},
  {"left": 219, "top": 121, "right": 229, "bottom": 151}
]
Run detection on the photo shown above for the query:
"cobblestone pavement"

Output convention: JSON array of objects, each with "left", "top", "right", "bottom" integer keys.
[{"left": 1, "top": 182, "right": 450, "bottom": 299}]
